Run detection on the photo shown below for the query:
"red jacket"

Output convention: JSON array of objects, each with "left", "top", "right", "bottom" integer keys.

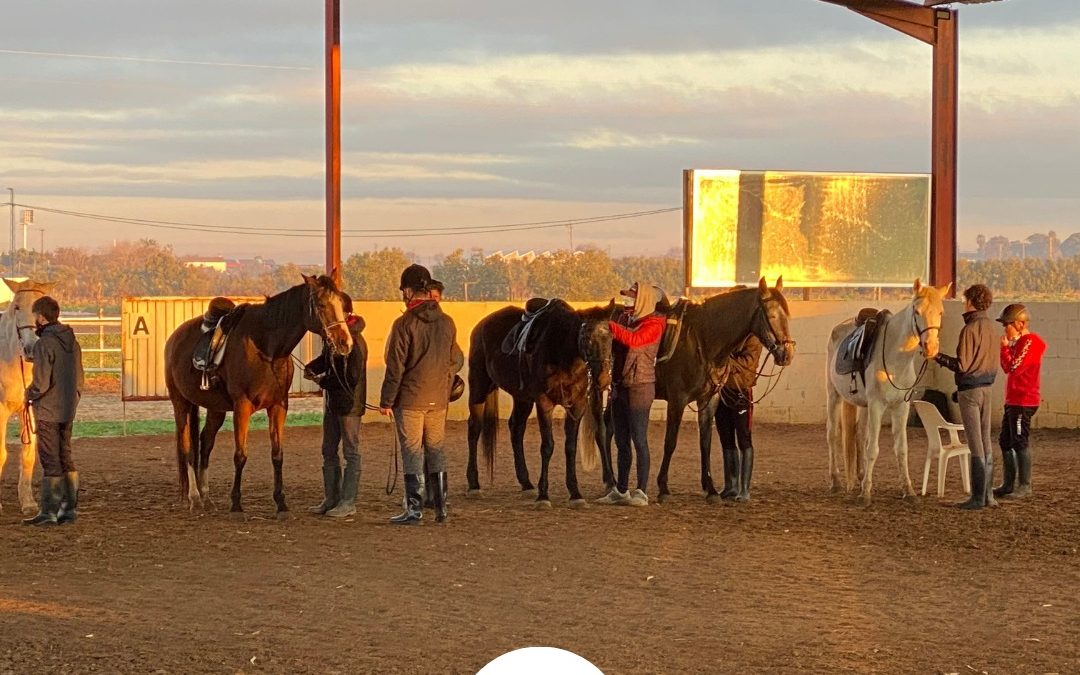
[
  {"left": 609, "top": 314, "right": 665, "bottom": 386},
  {"left": 1000, "top": 332, "right": 1045, "bottom": 407}
]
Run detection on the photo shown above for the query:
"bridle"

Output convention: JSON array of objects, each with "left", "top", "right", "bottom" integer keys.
[
  {"left": 880, "top": 299, "right": 940, "bottom": 399},
  {"left": 577, "top": 319, "right": 613, "bottom": 406},
  {"left": 751, "top": 299, "right": 795, "bottom": 364},
  {"left": 307, "top": 286, "right": 348, "bottom": 355},
  {"left": 12, "top": 288, "right": 46, "bottom": 357}
]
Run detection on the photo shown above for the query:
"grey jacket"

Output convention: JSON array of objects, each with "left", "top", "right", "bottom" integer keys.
[
  {"left": 379, "top": 300, "right": 464, "bottom": 411},
  {"left": 26, "top": 322, "right": 85, "bottom": 423},
  {"left": 936, "top": 310, "right": 997, "bottom": 391}
]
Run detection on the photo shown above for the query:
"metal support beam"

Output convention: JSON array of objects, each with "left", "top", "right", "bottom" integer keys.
[{"left": 325, "top": 0, "right": 342, "bottom": 279}]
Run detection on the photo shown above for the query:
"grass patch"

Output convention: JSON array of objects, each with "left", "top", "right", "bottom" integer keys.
[{"left": 6, "top": 411, "right": 323, "bottom": 440}]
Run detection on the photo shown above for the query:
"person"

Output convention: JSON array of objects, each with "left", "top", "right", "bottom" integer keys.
[
  {"left": 994, "top": 303, "right": 1045, "bottom": 500},
  {"left": 304, "top": 294, "right": 368, "bottom": 518},
  {"left": 427, "top": 279, "right": 444, "bottom": 302},
  {"left": 379, "top": 264, "right": 464, "bottom": 524},
  {"left": 716, "top": 335, "right": 763, "bottom": 502},
  {"left": 934, "top": 284, "right": 997, "bottom": 510},
  {"left": 595, "top": 281, "right": 666, "bottom": 507},
  {"left": 23, "top": 296, "right": 85, "bottom": 526}
]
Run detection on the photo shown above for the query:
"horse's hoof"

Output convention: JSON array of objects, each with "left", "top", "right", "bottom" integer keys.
[
  {"left": 521, "top": 486, "right": 537, "bottom": 494},
  {"left": 569, "top": 499, "right": 588, "bottom": 510},
  {"left": 830, "top": 483, "right": 844, "bottom": 494},
  {"left": 533, "top": 500, "right": 553, "bottom": 510},
  {"left": 276, "top": 510, "right": 290, "bottom": 522},
  {"left": 466, "top": 489, "right": 482, "bottom": 499},
  {"left": 860, "top": 494, "right": 873, "bottom": 507},
  {"left": 21, "top": 503, "right": 37, "bottom": 516},
  {"left": 656, "top": 492, "right": 670, "bottom": 504},
  {"left": 229, "top": 511, "right": 247, "bottom": 522},
  {"left": 705, "top": 493, "right": 722, "bottom": 505}
]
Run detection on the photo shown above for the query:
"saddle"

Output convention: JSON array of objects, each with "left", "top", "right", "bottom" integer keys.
[
  {"left": 501, "top": 297, "right": 556, "bottom": 357},
  {"left": 655, "top": 297, "right": 689, "bottom": 365},
  {"left": 834, "top": 308, "right": 892, "bottom": 388},
  {"left": 193, "top": 297, "right": 246, "bottom": 390}
]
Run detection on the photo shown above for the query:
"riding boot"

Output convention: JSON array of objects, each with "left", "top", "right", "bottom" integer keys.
[
  {"left": 57, "top": 472, "right": 80, "bottom": 524},
  {"left": 326, "top": 459, "right": 360, "bottom": 518},
  {"left": 992, "top": 448, "right": 1016, "bottom": 498},
  {"left": 308, "top": 464, "right": 342, "bottom": 514},
  {"left": 23, "top": 476, "right": 63, "bottom": 526},
  {"left": 719, "top": 445, "right": 738, "bottom": 499},
  {"left": 1009, "top": 448, "right": 1033, "bottom": 499},
  {"left": 956, "top": 455, "right": 986, "bottom": 510},
  {"left": 736, "top": 446, "right": 754, "bottom": 502},
  {"left": 390, "top": 474, "right": 424, "bottom": 525},
  {"left": 429, "top": 472, "right": 448, "bottom": 523},
  {"left": 984, "top": 456, "right": 998, "bottom": 508}
]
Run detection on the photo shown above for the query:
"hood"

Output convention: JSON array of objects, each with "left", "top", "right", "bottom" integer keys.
[
  {"left": 347, "top": 314, "right": 366, "bottom": 334},
  {"left": 409, "top": 299, "right": 444, "bottom": 323},
  {"left": 630, "top": 282, "right": 660, "bottom": 322},
  {"left": 41, "top": 322, "right": 78, "bottom": 352}
]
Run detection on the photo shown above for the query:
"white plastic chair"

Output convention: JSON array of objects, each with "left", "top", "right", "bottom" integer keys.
[{"left": 913, "top": 400, "right": 971, "bottom": 497}]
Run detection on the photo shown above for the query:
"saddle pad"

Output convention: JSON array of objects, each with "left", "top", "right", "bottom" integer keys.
[
  {"left": 656, "top": 298, "right": 689, "bottom": 364},
  {"left": 501, "top": 298, "right": 555, "bottom": 355},
  {"left": 834, "top": 308, "right": 892, "bottom": 376}
]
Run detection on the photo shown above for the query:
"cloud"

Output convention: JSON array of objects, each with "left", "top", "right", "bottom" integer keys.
[{"left": 559, "top": 128, "right": 702, "bottom": 150}]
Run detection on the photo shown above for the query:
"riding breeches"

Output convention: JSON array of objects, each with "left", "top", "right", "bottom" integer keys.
[
  {"left": 999, "top": 404, "right": 1037, "bottom": 453},
  {"left": 393, "top": 407, "right": 447, "bottom": 475},
  {"left": 957, "top": 387, "right": 993, "bottom": 459},
  {"left": 612, "top": 383, "right": 654, "bottom": 493},
  {"left": 716, "top": 391, "right": 753, "bottom": 451},
  {"left": 321, "top": 409, "right": 361, "bottom": 466},
  {"left": 36, "top": 420, "right": 75, "bottom": 477}
]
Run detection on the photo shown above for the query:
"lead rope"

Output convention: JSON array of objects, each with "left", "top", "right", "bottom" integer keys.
[
  {"left": 19, "top": 354, "right": 36, "bottom": 444},
  {"left": 879, "top": 312, "right": 931, "bottom": 402}
]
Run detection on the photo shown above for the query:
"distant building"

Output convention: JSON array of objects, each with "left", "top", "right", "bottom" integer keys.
[
  {"left": 182, "top": 257, "right": 228, "bottom": 273},
  {"left": 975, "top": 231, "right": 1066, "bottom": 261}
]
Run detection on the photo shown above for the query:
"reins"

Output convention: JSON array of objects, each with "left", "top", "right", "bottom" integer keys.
[{"left": 879, "top": 305, "right": 938, "bottom": 402}]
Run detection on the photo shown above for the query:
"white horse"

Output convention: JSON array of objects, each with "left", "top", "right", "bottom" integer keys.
[
  {"left": 0, "top": 278, "right": 50, "bottom": 514},
  {"left": 826, "top": 279, "right": 949, "bottom": 505}
]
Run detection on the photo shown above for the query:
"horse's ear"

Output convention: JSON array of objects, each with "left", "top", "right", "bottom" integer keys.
[
  {"left": 329, "top": 267, "right": 342, "bottom": 287},
  {"left": 2, "top": 278, "right": 18, "bottom": 293},
  {"left": 913, "top": 278, "right": 922, "bottom": 295},
  {"left": 774, "top": 276, "right": 783, "bottom": 293},
  {"left": 939, "top": 281, "right": 953, "bottom": 297},
  {"left": 301, "top": 273, "right": 313, "bottom": 285},
  {"left": 758, "top": 276, "right": 768, "bottom": 297}
]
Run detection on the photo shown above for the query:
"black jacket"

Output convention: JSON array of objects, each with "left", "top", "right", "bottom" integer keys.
[
  {"left": 936, "top": 310, "right": 997, "bottom": 391},
  {"left": 305, "top": 318, "right": 367, "bottom": 417},
  {"left": 379, "top": 300, "right": 464, "bottom": 411},
  {"left": 26, "top": 322, "right": 85, "bottom": 423}
]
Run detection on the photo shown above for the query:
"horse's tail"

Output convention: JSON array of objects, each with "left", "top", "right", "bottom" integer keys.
[
  {"left": 577, "top": 390, "right": 602, "bottom": 473},
  {"left": 840, "top": 401, "right": 859, "bottom": 490},
  {"left": 481, "top": 388, "right": 499, "bottom": 483},
  {"left": 177, "top": 405, "right": 199, "bottom": 494}
]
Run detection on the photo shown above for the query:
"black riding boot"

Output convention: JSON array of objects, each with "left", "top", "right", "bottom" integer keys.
[
  {"left": 985, "top": 455, "right": 998, "bottom": 508},
  {"left": 993, "top": 448, "right": 1016, "bottom": 498},
  {"left": 308, "top": 464, "right": 341, "bottom": 514},
  {"left": 23, "top": 476, "right": 63, "bottom": 526},
  {"left": 430, "top": 472, "right": 448, "bottom": 523},
  {"left": 390, "top": 474, "right": 424, "bottom": 525},
  {"left": 719, "top": 445, "right": 738, "bottom": 499},
  {"left": 957, "top": 456, "right": 986, "bottom": 510},
  {"left": 1009, "top": 448, "right": 1032, "bottom": 499},
  {"left": 57, "top": 472, "right": 79, "bottom": 524},
  {"left": 736, "top": 446, "right": 754, "bottom": 502},
  {"left": 327, "top": 459, "right": 360, "bottom": 518}
]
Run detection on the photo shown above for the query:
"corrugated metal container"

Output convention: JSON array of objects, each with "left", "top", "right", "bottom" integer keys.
[{"left": 121, "top": 296, "right": 323, "bottom": 401}]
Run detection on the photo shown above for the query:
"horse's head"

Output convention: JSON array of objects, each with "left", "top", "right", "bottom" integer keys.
[
  {"left": 4, "top": 278, "right": 53, "bottom": 359},
  {"left": 577, "top": 316, "right": 613, "bottom": 393},
  {"left": 302, "top": 271, "right": 353, "bottom": 356},
  {"left": 911, "top": 278, "right": 950, "bottom": 360},
  {"left": 753, "top": 276, "right": 795, "bottom": 366}
]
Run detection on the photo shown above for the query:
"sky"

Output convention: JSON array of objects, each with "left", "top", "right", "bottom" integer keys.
[{"left": 1, "top": 0, "right": 1078, "bottom": 265}]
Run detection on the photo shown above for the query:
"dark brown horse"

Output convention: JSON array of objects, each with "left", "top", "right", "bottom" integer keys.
[
  {"left": 164, "top": 274, "right": 353, "bottom": 515},
  {"left": 465, "top": 300, "right": 613, "bottom": 508},
  {"left": 601, "top": 278, "right": 796, "bottom": 502}
]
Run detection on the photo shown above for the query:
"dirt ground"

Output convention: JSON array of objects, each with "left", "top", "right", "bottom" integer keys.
[{"left": 1, "top": 416, "right": 1078, "bottom": 674}]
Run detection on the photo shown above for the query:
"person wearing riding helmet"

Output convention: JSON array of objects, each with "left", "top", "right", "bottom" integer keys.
[
  {"left": 304, "top": 294, "right": 368, "bottom": 519},
  {"left": 716, "top": 335, "right": 763, "bottom": 502},
  {"left": 595, "top": 281, "right": 666, "bottom": 507},
  {"left": 935, "top": 284, "right": 997, "bottom": 509},
  {"left": 379, "top": 264, "right": 464, "bottom": 524},
  {"left": 994, "top": 303, "right": 1045, "bottom": 500}
]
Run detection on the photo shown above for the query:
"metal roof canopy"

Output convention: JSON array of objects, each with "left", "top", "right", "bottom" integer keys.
[{"left": 820, "top": 0, "right": 960, "bottom": 294}]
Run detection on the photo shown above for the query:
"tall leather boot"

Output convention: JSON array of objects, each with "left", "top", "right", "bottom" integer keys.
[
  {"left": 23, "top": 476, "right": 63, "bottom": 526},
  {"left": 736, "top": 446, "right": 754, "bottom": 502},
  {"left": 956, "top": 455, "right": 986, "bottom": 510},
  {"left": 390, "top": 474, "right": 424, "bottom": 525},
  {"left": 327, "top": 459, "right": 360, "bottom": 518},
  {"left": 719, "top": 445, "right": 738, "bottom": 500},
  {"left": 429, "top": 472, "right": 448, "bottom": 523},
  {"left": 984, "top": 456, "right": 998, "bottom": 507},
  {"left": 57, "top": 472, "right": 80, "bottom": 524},
  {"left": 1009, "top": 448, "right": 1032, "bottom": 499},
  {"left": 993, "top": 448, "right": 1016, "bottom": 498},
  {"left": 308, "top": 464, "right": 341, "bottom": 514}
]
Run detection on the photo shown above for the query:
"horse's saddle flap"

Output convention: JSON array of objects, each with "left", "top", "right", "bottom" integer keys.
[
  {"left": 194, "top": 300, "right": 246, "bottom": 372},
  {"left": 656, "top": 297, "right": 689, "bottom": 364},
  {"left": 835, "top": 308, "right": 891, "bottom": 376},
  {"left": 501, "top": 298, "right": 555, "bottom": 356}
]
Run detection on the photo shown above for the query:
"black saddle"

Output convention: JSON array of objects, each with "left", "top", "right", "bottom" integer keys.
[
  {"left": 656, "top": 297, "right": 689, "bottom": 365},
  {"left": 835, "top": 308, "right": 891, "bottom": 377},
  {"left": 501, "top": 298, "right": 557, "bottom": 356},
  {"left": 193, "top": 298, "right": 246, "bottom": 374}
]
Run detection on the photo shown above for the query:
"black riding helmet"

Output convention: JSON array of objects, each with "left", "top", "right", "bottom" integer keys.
[
  {"left": 996, "top": 303, "right": 1030, "bottom": 325},
  {"left": 399, "top": 264, "right": 432, "bottom": 291}
]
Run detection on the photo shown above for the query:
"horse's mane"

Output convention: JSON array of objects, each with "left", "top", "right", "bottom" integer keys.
[{"left": 259, "top": 275, "right": 340, "bottom": 328}]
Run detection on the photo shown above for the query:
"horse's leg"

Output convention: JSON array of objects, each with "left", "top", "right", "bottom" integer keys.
[
  {"left": 197, "top": 409, "right": 227, "bottom": 509},
  {"left": 825, "top": 386, "right": 845, "bottom": 492},
  {"left": 562, "top": 413, "right": 585, "bottom": 507},
  {"left": 860, "top": 402, "right": 885, "bottom": 506},
  {"left": 18, "top": 409, "right": 38, "bottom": 514},
  {"left": 230, "top": 399, "right": 253, "bottom": 514},
  {"left": 655, "top": 399, "right": 686, "bottom": 504},
  {"left": 599, "top": 399, "right": 615, "bottom": 491},
  {"left": 698, "top": 396, "right": 720, "bottom": 502},
  {"left": 171, "top": 398, "right": 199, "bottom": 509},
  {"left": 268, "top": 402, "right": 289, "bottom": 517},
  {"left": 854, "top": 406, "right": 868, "bottom": 485},
  {"left": 533, "top": 400, "right": 555, "bottom": 508},
  {"left": 0, "top": 405, "right": 9, "bottom": 512},
  {"left": 509, "top": 398, "right": 535, "bottom": 491},
  {"left": 890, "top": 402, "right": 916, "bottom": 498},
  {"left": 466, "top": 401, "right": 483, "bottom": 493}
]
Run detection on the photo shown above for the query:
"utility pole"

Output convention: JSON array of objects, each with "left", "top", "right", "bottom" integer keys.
[
  {"left": 5, "top": 187, "right": 12, "bottom": 276},
  {"left": 567, "top": 223, "right": 574, "bottom": 252}
]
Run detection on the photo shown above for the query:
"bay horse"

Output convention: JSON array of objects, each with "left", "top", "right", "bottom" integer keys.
[
  {"left": 825, "top": 279, "right": 949, "bottom": 505},
  {"left": 164, "top": 274, "right": 352, "bottom": 515},
  {"left": 0, "top": 279, "right": 50, "bottom": 514},
  {"left": 599, "top": 278, "right": 796, "bottom": 502},
  {"left": 465, "top": 299, "right": 613, "bottom": 508}
]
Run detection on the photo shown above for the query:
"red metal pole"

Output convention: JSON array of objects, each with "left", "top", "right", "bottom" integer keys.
[
  {"left": 325, "top": 0, "right": 342, "bottom": 279},
  {"left": 931, "top": 8, "right": 958, "bottom": 295}
]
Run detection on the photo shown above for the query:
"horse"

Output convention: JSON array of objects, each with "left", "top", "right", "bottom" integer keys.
[
  {"left": 825, "top": 279, "right": 949, "bottom": 505},
  {"left": 164, "top": 274, "right": 352, "bottom": 515},
  {"left": 598, "top": 277, "right": 796, "bottom": 502},
  {"left": 464, "top": 299, "right": 613, "bottom": 508},
  {"left": 0, "top": 279, "right": 50, "bottom": 514}
]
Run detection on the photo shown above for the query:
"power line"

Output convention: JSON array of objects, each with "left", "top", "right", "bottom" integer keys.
[
  {"left": 16, "top": 202, "right": 681, "bottom": 239},
  {"left": 0, "top": 48, "right": 311, "bottom": 71}
]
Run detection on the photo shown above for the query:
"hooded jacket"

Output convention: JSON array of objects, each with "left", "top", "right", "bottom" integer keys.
[
  {"left": 936, "top": 310, "right": 997, "bottom": 392},
  {"left": 380, "top": 299, "right": 465, "bottom": 410},
  {"left": 26, "top": 322, "right": 85, "bottom": 423},
  {"left": 610, "top": 282, "right": 665, "bottom": 387},
  {"left": 305, "top": 316, "right": 368, "bottom": 417}
]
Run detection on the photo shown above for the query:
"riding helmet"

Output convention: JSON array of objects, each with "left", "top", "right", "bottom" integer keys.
[
  {"left": 995, "top": 303, "right": 1030, "bottom": 325},
  {"left": 399, "top": 264, "right": 432, "bottom": 291}
]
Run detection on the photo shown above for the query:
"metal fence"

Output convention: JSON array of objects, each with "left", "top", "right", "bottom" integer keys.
[{"left": 66, "top": 313, "right": 121, "bottom": 373}]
